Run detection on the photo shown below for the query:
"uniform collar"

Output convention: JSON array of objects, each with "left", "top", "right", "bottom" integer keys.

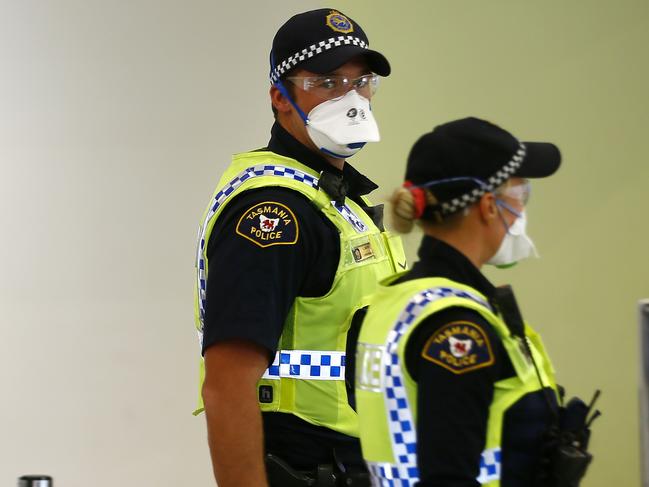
[
  {"left": 267, "top": 122, "right": 378, "bottom": 202},
  {"left": 415, "top": 236, "right": 496, "bottom": 300}
]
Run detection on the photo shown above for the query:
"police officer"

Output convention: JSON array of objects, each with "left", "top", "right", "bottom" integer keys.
[
  {"left": 355, "top": 117, "right": 569, "bottom": 486},
  {"left": 194, "top": 9, "right": 405, "bottom": 487}
]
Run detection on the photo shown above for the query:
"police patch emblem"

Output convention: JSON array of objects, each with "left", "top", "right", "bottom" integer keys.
[
  {"left": 449, "top": 336, "right": 472, "bottom": 358},
  {"left": 259, "top": 215, "right": 279, "bottom": 232},
  {"left": 422, "top": 321, "right": 494, "bottom": 374},
  {"left": 235, "top": 201, "right": 298, "bottom": 248},
  {"left": 326, "top": 11, "right": 354, "bottom": 34}
]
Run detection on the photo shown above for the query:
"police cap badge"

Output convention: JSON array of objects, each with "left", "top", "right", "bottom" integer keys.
[{"left": 326, "top": 10, "right": 354, "bottom": 34}]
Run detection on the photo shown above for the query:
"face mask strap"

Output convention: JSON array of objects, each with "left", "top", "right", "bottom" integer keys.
[
  {"left": 495, "top": 199, "right": 522, "bottom": 234},
  {"left": 270, "top": 52, "right": 310, "bottom": 124},
  {"left": 416, "top": 176, "right": 489, "bottom": 191},
  {"left": 496, "top": 199, "right": 522, "bottom": 218},
  {"left": 275, "top": 79, "right": 310, "bottom": 123}
]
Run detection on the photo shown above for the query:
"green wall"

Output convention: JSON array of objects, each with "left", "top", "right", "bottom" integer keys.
[{"left": 331, "top": 1, "right": 649, "bottom": 486}]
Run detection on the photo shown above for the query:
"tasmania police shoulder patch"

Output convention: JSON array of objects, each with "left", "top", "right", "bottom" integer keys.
[
  {"left": 235, "top": 201, "right": 298, "bottom": 248},
  {"left": 422, "top": 320, "right": 494, "bottom": 374}
]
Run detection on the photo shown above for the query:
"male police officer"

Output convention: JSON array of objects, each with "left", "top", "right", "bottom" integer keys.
[
  {"left": 356, "top": 118, "right": 596, "bottom": 486},
  {"left": 194, "top": 9, "right": 405, "bottom": 487}
]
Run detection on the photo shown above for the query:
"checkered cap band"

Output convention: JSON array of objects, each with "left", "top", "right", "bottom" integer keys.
[
  {"left": 262, "top": 350, "right": 346, "bottom": 380},
  {"left": 195, "top": 164, "right": 368, "bottom": 347},
  {"left": 270, "top": 35, "right": 368, "bottom": 83},
  {"left": 438, "top": 142, "right": 527, "bottom": 216},
  {"left": 370, "top": 286, "right": 496, "bottom": 485}
]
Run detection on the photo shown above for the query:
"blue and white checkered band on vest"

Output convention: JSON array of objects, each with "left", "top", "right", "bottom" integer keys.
[
  {"left": 196, "top": 164, "right": 370, "bottom": 345},
  {"left": 333, "top": 202, "right": 367, "bottom": 233},
  {"left": 262, "top": 350, "right": 346, "bottom": 380},
  {"left": 366, "top": 287, "right": 502, "bottom": 487}
]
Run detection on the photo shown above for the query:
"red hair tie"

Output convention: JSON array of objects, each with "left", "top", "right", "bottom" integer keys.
[{"left": 403, "top": 180, "right": 426, "bottom": 218}]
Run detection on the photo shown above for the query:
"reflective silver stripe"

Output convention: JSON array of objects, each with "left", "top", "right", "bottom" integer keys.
[{"left": 262, "top": 350, "right": 346, "bottom": 380}]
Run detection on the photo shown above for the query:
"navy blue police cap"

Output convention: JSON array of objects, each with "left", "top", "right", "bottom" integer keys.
[
  {"left": 269, "top": 8, "right": 391, "bottom": 84},
  {"left": 406, "top": 117, "right": 561, "bottom": 217}
]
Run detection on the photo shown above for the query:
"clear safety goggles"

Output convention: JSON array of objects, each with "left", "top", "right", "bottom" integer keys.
[
  {"left": 495, "top": 179, "right": 531, "bottom": 205},
  {"left": 285, "top": 74, "right": 379, "bottom": 100}
]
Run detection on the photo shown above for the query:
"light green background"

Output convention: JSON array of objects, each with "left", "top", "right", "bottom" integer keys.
[
  {"left": 1, "top": 1, "right": 646, "bottom": 485},
  {"left": 332, "top": 1, "right": 649, "bottom": 486}
]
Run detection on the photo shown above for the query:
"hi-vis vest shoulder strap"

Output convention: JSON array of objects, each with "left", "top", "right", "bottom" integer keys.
[
  {"left": 195, "top": 161, "right": 378, "bottom": 345},
  {"left": 356, "top": 277, "right": 556, "bottom": 487},
  {"left": 194, "top": 151, "right": 406, "bottom": 439},
  {"left": 363, "top": 286, "right": 494, "bottom": 485}
]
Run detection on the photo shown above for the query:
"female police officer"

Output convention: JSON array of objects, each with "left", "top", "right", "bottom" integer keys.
[{"left": 355, "top": 117, "right": 565, "bottom": 486}]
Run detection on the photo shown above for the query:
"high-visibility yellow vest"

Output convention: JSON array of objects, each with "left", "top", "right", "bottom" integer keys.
[
  {"left": 356, "top": 275, "right": 557, "bottom": 485},
  {"left": 194, "top": 150, "right": 406, "bottom": 438}
]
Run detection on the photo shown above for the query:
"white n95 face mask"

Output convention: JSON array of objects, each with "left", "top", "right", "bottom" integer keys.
[
  {"left": 305, "top": 90, "right": 380, "bottom": 159},
  {"left": 487, "top": 208, "right": 538, "bottom": 267}
]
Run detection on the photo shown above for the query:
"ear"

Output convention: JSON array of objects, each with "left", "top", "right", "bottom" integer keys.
[
  {"left": 478, "top": 193, "right": 499, "bottom": 224},
  {"left": 270, "top": 85, "right": 292, "bottom": 115}
]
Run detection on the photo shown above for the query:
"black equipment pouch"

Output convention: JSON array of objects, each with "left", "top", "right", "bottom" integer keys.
[
  {"left": 494, "top": 285, "right": 601, "bottom": 487},
  {"left": 537, "top": 390, "right": 601, "bottom": 487}
]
